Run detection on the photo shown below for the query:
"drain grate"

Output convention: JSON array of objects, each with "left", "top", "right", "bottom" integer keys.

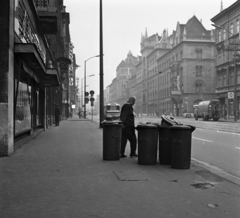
[{"left": 113, "top": 170, "right": 151, "bottom": 181}]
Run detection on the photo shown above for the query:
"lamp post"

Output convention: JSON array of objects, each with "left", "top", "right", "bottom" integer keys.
[
  {"left": 84, "top": 56, "right": 100, "bottom": 118},
  {"left": 212, "top": 24, "right": 239, "bottom": 121}
]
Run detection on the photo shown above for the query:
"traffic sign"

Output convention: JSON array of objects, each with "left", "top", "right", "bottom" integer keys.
[
  {"left": 85, "top": 92, "right": 89, "bottom": 97},
  {"left": 90, "top": 97, "right": 95, "bottom": 102},
  {"left": 228, "top": 92, "right": 234, "bottom": 99}
]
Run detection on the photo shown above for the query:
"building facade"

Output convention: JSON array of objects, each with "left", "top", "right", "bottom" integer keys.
[
  {"left": 0, "top": 0, "right": 76, "bottom": 156},
  {"left": 211, "top": 0, "right": 240, "bottom": 118},
  {"left": 107, "top": 16, "right": 216, "bottom": 117}
]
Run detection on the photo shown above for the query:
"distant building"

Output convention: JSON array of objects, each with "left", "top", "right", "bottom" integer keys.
[{"left": 106, "top": 15, "right": 216, "bottom": 117}]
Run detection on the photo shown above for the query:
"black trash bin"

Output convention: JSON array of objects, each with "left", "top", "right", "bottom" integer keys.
[
  {"left": 161, "top": 115, "right": 181, "bottom": 127},
  {"left": 136, "top": 123, "right": 159, "bottom": 165},
  {"left": 158, "top": 115, "right": 180, "bottom": 165},
  {"left": 158, "top": 126, "right": 171, "bottom": 165},
  {"left": 102, "top": 120, "right": 123, "bottom": 160},
  {"left": 169, "top": 125, "right": 195, "bottom": 169}
]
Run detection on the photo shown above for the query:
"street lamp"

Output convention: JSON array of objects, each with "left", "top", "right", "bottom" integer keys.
[
  {"left": 84, "top": 55, "right": 100, "bottom": 118},
  {"left": 211, "top": 23, "right": 239, "bottom": 121}
]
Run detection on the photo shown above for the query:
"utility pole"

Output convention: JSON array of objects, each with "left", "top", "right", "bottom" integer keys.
[{"left": 99, "top": 0, "right": 104, "bottom": 127}]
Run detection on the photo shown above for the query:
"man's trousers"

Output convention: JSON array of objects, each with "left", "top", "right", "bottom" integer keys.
[{"left": 121, "top": 126, "right": 137, "bottom": 155}]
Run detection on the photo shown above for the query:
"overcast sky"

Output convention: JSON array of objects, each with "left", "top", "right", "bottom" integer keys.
[{"left": 64, "top": 0, "right": 235, "bottom": 96}]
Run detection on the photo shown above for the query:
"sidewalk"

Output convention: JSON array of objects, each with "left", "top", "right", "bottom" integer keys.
[{"left": 0, "top": 116, "right": 239, "bottom": 218}]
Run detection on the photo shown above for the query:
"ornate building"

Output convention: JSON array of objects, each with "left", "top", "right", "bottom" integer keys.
[
  {"left": 211, "top": 0, "right": 240, "bottom": 118},
  {"left": 107, "top": 16, "right": 216, "bottom": 117}
]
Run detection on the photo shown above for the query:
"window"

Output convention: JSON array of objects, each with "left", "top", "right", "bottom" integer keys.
[
  {"left": 223, "top": 73, "right": 226, "bottom": 86},
  {"left": 196, "top": 65, "right": 203, "bottom": 76},
  {"left": 218, "top": 31, "right": 221, "bottom": 42},
  {"left": 218, "top": 75, "right": 221, "bottom": 87},
  {"left": 180, "top": 51, "right": 183, "bottom": 60},
  {"left": 237, "top": 20, "right": 240, "bottom": 33},
  {"left": 195, "top": 82, "right": 203, "bottom": 93},
  {"left": 230, "top": 72, "right": 234, "bottom": 85},
  {"left": 223, "top": 29, "right": 226, "bottom": 40},
  {"left": 196, "top": 49, "right": 202, "bottom": 58},
  {"left": 230, "top": 23, "right": 233, "bottom": 35}
]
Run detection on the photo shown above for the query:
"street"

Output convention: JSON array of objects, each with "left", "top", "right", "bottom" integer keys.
[
  {"left": 1, "top": 115, "right": 240, "bottom": 217},
  {"left": 90, "top": 114, "right": 240, "bottom": 182}
]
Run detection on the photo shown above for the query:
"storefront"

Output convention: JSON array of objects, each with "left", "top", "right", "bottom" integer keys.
[{"left": 13, "top": 0, "right": 59, "bottom": 137}]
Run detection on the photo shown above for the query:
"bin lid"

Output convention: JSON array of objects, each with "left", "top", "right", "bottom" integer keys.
[
  {"left": 101, "top": 120, "right": 123, "bottom": 125},
  {"left": 136, "top": 123, "right": 158, "bottom": 129},
  {"left": 158, "top": 125, "right": 170, "bottom": 129},
  {"left": 161, "top": 115, "right": 181, "bottom": 126},
  {"left": 169, "top": 125, "right": 191, "bottom": 130}
]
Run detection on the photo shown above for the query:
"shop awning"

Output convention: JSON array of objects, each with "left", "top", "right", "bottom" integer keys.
[
  {"left": 42, "top": 68, "right": 60, "bottom": 87},
  {"left": 14, "top": 43, "right": 46, "bottom": 78}
]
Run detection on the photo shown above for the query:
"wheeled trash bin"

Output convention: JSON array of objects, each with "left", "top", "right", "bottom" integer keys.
[
  {"left": 170, "top": 125, "right": 195, "bottom": 169},
  {"left": 158, "top": 126, "right": 171, "bottom": 165},
  {"left": 158, "top": 115, "right": 180, "bottom": 165},
  {"left": 102, "top": 120, "right": 123, "bottom": 160},
  {"left": 136, "top": 123, "right": 159, "bottom": 165}
]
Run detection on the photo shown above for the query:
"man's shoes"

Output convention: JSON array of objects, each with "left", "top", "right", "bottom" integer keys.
[
  {"left": 130, "top": 154, "right": 138, "bottom": 157},
  {"left": 120, "top": 154, "right": 127, "bottom": 158}
]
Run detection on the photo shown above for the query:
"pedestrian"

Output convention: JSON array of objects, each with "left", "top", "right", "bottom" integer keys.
[
  {"left": 55, "top": 104, "right": 60, "bottom": 126},
  {"left": 224, "top": 108, "right": 227, "bottom": 120},
  {"left": 120, "top": 96, "right": 138, "bottom": 158}
]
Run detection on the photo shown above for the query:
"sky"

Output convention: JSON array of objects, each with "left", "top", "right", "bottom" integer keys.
[{"left": 64, "top": 0, "right": 236, "bottom": 96}]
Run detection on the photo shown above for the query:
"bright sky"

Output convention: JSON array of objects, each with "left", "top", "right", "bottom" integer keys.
[{"left": 64, "top": 0, "right": 235, "bottom": 96}]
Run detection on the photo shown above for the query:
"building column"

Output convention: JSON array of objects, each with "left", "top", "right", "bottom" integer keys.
[{"left": 0, "top": 1, "right": 15, "bottom": 156}]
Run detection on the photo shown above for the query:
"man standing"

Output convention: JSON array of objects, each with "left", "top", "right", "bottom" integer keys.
[
  {"left": 55, "top": 104, "right": 60, "bottom": 126},
  {"left": 120, "top": 96, "right": 137, "bottom": 158}
]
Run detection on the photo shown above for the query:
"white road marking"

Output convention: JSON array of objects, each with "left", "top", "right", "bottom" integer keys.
[
  {"left": 192, "top": 137, "right": 212, "bottom": 143},
  {"left": 236, "top": 147, "right": 240, "bottom": 150},
  {"left": 217, "top": 130, "right": 240, "bottom": 136}
]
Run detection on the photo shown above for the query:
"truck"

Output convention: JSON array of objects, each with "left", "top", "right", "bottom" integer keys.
[{"left": 194, "top": 99, "right": 220, "bottom": 121}]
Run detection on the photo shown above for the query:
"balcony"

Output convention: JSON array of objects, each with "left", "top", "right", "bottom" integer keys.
[{"left": 34, "top": 1, "right": 58, "bottom": 34}]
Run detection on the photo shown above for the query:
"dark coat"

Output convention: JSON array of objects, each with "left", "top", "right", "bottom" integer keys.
[
  {"left": 55, "top": 107, "right": 60, "bottom": 116},
  {"left": 120, "top": 102, "right": 135, "bottom": 127}
]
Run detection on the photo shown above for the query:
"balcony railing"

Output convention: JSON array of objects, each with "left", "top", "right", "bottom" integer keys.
[{"left": 34, "top": 0, "right": 58, "bottom": 34}]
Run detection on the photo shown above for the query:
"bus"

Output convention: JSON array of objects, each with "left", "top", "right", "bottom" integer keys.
[
  {"left": 194, "top": 99, "right": 220, "bottom": 121},
  {"left": 104, "top": 103, "right": 121, "bottom": 121}
]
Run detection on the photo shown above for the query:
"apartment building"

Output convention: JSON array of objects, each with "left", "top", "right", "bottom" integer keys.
[{"left": 211, "top": 0, "right": 240, "bottom": 118}]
